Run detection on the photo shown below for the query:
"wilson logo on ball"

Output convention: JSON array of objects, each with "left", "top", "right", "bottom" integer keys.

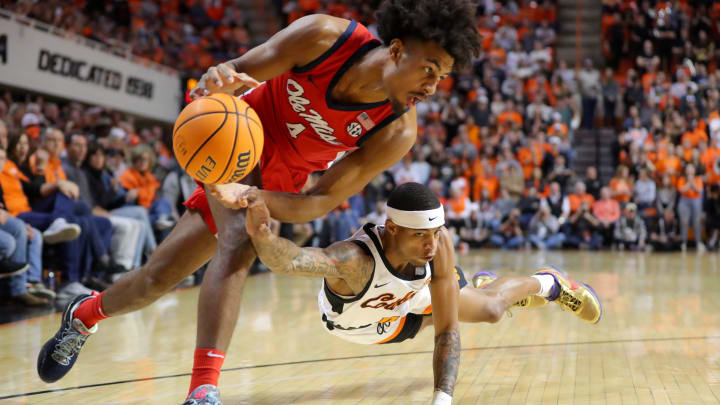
[{"left": 227, "top": 151, "right": 252, "bottom": 183}]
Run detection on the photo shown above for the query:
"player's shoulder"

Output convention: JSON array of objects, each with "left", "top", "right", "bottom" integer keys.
[
  {"left": 325, "top": 238, "right": 373, "bottom": 267},
  {"left": 361, "top": 107, "right": 417, "bottom": 150},
  {"left": 287, "top": 14, "right": 354, "bottom": 49}
]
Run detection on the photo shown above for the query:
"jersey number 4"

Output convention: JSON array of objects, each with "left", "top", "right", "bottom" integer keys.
[{"left": 286, "top": 123, "right": 306, "bottom": 138}]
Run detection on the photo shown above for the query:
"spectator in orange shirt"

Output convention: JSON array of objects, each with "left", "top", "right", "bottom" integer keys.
[
  {"left": 547, "top": 113, "right": 568, "bottom": 139},
  {"left": 593, "top": 187, "right": 621, "bottom": 245},
  {"left": 680, "top": 138, "right": 694, "bottom": 163},
  {"left": 681, "top": 126, "right": 708, "bottom": 148},
  {"left": 676, "top": 164, "right": 705, "bottom": 251},
  {"left": 609, "top": 165, "right": 633, "bottom": 203},
  {"left": 700, "top": 140, "right": 720, "bottom": 185},
  {"left": 656, "top": 144, "right": 683, "bottom": 181},
  {"left": 497, "top": 100, "right": 523, "bottom": 128},
  {"left": 568, "top": 181, "right": 595, "bottom": 213},
  {"left": 119, "top": 146, "right": 174, "bottom": 234},
  {"left": 472, "top": 160, "right": 499, "bottom": 202},
  {"left": 445, "top": 185, "right": 472, "bottom": 236},
  {"left": 517, "top": 141, "right": 540, "bottom": 180},
  {"left": 33, "top": 128, "right": 67, "bottom": 184}
]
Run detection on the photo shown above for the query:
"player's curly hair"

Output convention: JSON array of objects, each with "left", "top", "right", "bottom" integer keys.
[
  {"left": 375, "top": 0, "right": 481, "bottom": 68},
  {"left": 388, "top": 182, "right": 441, "bottom": 211}
]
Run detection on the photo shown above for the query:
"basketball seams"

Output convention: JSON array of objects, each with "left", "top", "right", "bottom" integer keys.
[
  {"left": 174, "top": 94, "right": 263, "bottom": 184},
  {"left": 174, "top": 112, "right": 260, "bottom": 137},
  {"left": 173, "top": 111, "right": 228, "bottom": 136},
  {"left": 239, "top": 112, "right": 261, "bottom": 127},
  {"left": 213, "top": 96, "right": 242, "bottom": 184},
  {"left": 173, "top": 95, "right": 260, "bottom": 137},
  {"left": 182, "top": 110, "right": 230, "bottom": 172}
]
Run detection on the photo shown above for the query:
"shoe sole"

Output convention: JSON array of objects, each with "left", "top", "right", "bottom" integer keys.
[
  {"left": 580, "top": 281, "right": 603, "bottom": 324},
  {"left": 0, "top": 263, "right": 30, "bottom": 279},
  {"left": 43, "top": 227, "right": 81, "bottom": 244}
]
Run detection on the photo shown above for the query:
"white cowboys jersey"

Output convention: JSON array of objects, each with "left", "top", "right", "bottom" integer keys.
[{"left": 317, "top": 223, "right": 434, "bottom": 345}]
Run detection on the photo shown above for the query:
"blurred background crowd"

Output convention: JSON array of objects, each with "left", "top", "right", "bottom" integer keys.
[{"left": 1, "top": 0, "right": 719, "bottom": 309}]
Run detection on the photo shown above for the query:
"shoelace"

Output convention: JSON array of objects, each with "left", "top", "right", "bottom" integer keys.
[{"left": 51, "top": 326, "right": 88, "bottom": 366}]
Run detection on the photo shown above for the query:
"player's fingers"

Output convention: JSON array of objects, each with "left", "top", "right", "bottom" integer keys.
[
  {"left": 245, "top": 189, "right": 260, "bottom": 203},
  {"left": 207, "top": 67, "right": 225, "bottom": 88},
  {"left": 190, "top": 85, "right": 209, "bottom": 99},
  {"left": 235, "top": 72, "right": 260, "bottom": 88},
  {"left": 217, "top": 64, "right": 236, "bottom": 84}
]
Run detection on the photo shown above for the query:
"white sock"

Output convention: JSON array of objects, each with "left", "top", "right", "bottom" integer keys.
[{"left": 531, "top": 274, "right": 556, "bottom": 298}]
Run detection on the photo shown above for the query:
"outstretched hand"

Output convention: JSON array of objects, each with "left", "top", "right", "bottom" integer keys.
[
  {"left": 207, "top": 183, "right": 258, "bottom": 210},
  {"left": 245, "top": 196, "right": 273, "bottom": 241},
  {"left": 189, "top": 62, "right": 260, "bottom": 99}
]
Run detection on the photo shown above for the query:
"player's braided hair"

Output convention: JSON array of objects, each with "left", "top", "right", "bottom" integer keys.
[
  {"left": 375, "top": 0, "right": 481, "bottom": 68},
  {"left": 387, "top": 182, "right": 441, "bottom": 211}
]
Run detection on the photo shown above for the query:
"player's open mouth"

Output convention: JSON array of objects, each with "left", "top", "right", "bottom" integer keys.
[{"left": 407, "top": 94, "right": 424, "bottom": 106}]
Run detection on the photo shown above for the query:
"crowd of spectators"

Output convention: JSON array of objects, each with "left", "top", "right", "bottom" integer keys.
[
  {"left": 0, "top": 92, "right": 192, "bottom": 307},
  {"left": 3, "top": 0, "right": 720, "bottom": 309},
  {"left": 303, "top": 0, "right": 720, "bottom": 258},
  {"left": 2, "top": 0, "right": 254, "bottom": 79}
]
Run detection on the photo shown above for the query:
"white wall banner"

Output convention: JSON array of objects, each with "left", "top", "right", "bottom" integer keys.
[{"left": 0, "top": 11, "right": 181, "bottom": 123}]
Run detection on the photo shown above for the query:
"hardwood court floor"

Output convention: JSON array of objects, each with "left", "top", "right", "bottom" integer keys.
[{"left": 2, "top": 250, "right": 720, "bottom": 404}]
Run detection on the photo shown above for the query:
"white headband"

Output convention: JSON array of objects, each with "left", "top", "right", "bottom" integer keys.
[{"left": 386, "top": 205, "right": 445, "bottom": 229}]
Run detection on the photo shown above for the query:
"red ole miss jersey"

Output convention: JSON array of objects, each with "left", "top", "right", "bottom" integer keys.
[{"left": 241, "top": 19, "right": 406, "bottom": 192}]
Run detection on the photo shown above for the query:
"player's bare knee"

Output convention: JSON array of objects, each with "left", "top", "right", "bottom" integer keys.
[
  {"left": 485, "top": 301, "right": 506, "bottom": 323},
  {"left": 216, "top": 224, "right": 250, "bottom": 251}
]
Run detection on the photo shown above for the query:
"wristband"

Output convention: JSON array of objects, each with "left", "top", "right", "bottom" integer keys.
[{"left": 432, "top": 391, "right": 452, "bottom": 405}]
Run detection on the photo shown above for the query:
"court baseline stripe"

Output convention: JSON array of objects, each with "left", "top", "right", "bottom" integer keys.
[{"left": 4, "top": 335, "right": 719, "bottom": 400}]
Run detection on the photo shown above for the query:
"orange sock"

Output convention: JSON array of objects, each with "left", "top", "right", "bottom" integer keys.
[
  {"left": 189, "top": 348, "right": 225, "bottom": 396},
  {"left": 73, "top": 291, "right": 108, "bottom": 328}
]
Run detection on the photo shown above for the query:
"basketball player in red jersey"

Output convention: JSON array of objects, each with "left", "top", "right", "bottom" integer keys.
[{"left": 37, "top": 1, "right": 481, "bottom": 403}]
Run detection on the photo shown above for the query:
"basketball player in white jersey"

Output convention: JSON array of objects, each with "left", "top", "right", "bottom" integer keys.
[{"left": 243, "top": 182, "right": 602, "bottom": 404}]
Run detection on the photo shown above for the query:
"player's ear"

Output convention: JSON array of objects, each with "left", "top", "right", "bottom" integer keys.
[
  {"left": 385, "top": 219, "right": 398, "bottom": 235},
  {"left": 389, "top": 39, "right": 404, "bottom": 63}
]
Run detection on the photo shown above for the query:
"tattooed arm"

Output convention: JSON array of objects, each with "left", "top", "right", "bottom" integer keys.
[
  {"left": 244, "top": 194, "right": 373, "bottom": 292},
  {"left": 429, "top": 228, "right": 461, "bottom": 398}
]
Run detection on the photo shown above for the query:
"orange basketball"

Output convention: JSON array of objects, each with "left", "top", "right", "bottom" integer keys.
[{"left": 172, "top": 93, "right": 263, "bottom": 185}]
